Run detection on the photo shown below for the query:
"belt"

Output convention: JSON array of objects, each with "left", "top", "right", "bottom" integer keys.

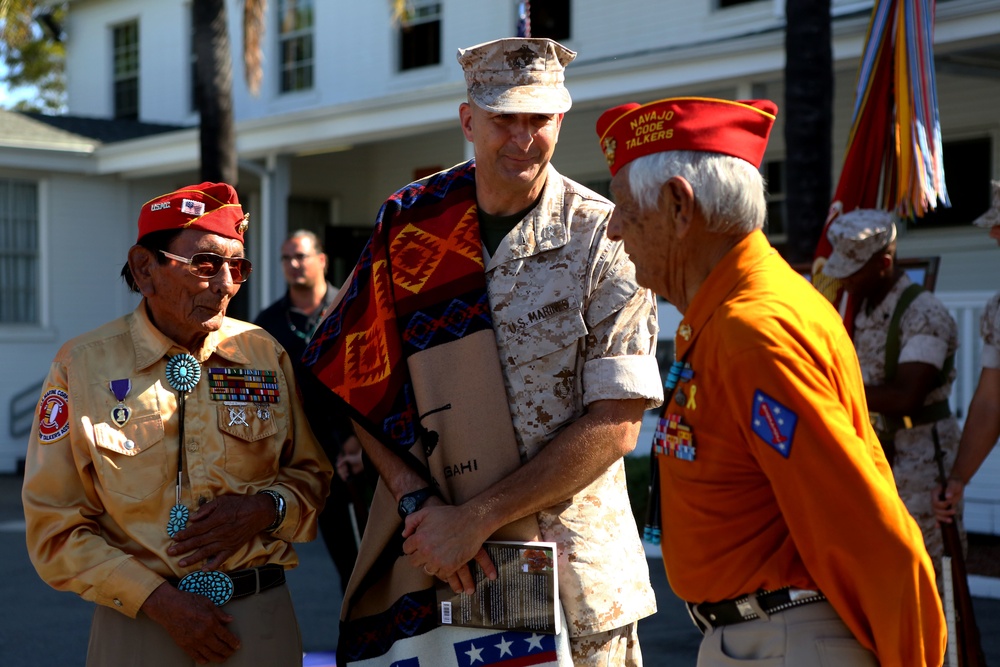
[
  {"left": 872, "top": 400, "right": 951, "bottom": 437},
  {"left": 686, "top": 587, "right": 826, "bottom": 633},
  {"left": 174, "top": 564, "right": 286, "bottom": 607},
  {"left": 903, "top": 400, "right": 952, "bottom": 428}
]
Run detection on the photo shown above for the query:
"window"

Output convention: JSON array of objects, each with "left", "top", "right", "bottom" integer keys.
[
  {"left": 279, "top": 0, "right": 314, "bottom": 93},
  {"left": 524, "top": 0, "right": 571, "bottom": 41},
  {"left": 399, "top": 1, "right": 440, "bottom": 71},
  {"left": 113, "top": 20, "right": 139, "bottom": 119},
  {"left": 0, "top": 180, "right": 39, "bottom": 324},
  {"left": 912, "top": 137, "right": 992, "bottom": 229},
  {"left": 763, "top": 160, "right": 787, "bottom": 238}
]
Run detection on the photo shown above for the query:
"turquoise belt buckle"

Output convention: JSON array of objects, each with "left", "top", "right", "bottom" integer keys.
[{"left": 177, "top": 570, "right": 235, "bottom": 606}]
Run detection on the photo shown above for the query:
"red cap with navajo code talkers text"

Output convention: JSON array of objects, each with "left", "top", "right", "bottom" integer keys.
[{"left": 595, "top": 97, "right": 778, "bottom": 177}]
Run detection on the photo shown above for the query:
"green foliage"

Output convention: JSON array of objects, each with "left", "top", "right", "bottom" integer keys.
[{"left": 0, "top": 1, "right": 66, "bottom": 113}]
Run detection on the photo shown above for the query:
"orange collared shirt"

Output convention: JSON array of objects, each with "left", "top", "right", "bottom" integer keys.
[{"left": 659, "top": 231, "right": 945, "bottom": 667}]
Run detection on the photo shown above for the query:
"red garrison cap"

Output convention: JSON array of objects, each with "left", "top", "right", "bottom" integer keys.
[
  {"left": 137, "top": 182, "right": 248, "bottom": 243},
  {"left": 595, "top": 97, "right": 778, "bottom": 176}
]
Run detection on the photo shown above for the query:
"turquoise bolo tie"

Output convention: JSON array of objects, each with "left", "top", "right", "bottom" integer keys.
[{"left": 164, "top": 353, "right": 201, "bottom": 538}]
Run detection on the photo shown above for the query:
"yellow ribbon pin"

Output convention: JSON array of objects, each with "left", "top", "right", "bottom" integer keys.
[{"left": 685, "top": 384, "right": 697, "bottom": 410}]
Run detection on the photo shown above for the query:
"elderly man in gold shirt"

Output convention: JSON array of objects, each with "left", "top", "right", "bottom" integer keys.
[{"left": 22, "top": 182, "right": 332, "bottom": 666}]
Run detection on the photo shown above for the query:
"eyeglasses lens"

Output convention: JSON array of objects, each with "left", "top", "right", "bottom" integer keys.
[{"left": 190, "top": 253, "right": 252, "bottom": 283}]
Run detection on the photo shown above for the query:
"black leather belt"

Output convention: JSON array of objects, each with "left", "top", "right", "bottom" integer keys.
[
  {"left": 174, "top": 564, "right": 286, "bottom": 606},
  {"left": 905, "top": 400, "right": 952, "bottom": 427},
  {"left": 686, "top": 587, "right": 826, "bottom": 633}
]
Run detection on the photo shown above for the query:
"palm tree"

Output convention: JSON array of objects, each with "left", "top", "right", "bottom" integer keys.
[
  {"left": 192, "top": 0, "right": 266, "bottom": 186},
  {"left": 783, "top": 0, "right": 832, "bottom": 263},
  {"left": 0, "top": 0, "right": 66, "bottom": 113}
]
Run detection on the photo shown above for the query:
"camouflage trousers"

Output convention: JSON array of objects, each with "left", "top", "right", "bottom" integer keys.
[
  {"left": 570, "top": 622, "right": 642, "bottom": 667},
  {"left": 893, "top": 419, "right": 966, "bottom": 593}
]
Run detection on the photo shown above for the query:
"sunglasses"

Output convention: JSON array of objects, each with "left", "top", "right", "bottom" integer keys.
[{"left": 159, "top": 250, "right": 253, "bottom": 283}]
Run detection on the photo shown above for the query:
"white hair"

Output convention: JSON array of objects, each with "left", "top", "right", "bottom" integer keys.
[{"left": 625, "top": 150, "right": 767, "bottom": 235}]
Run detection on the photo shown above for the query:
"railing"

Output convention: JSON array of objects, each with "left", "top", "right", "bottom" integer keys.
[{"left": 943, "top": 291, "right": 992, "bottom": 422}]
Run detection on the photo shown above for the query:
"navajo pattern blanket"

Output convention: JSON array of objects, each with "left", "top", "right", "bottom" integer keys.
[
  {"left": 304, "top": 160, "right": 490, "bottom": 450},
  {"left": 303, "top": 161, "right": 569, "bottom": 666}
]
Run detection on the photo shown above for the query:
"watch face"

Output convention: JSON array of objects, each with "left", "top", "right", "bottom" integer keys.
[
  {"left": 400, "top": 497, "right": 418, "bottom": 515},
  {"left": 398, "top": 488, "right": 433, "bottom": 519}
]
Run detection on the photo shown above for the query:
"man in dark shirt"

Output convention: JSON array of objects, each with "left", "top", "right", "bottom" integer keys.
[{"left": 255, "top": 229, "right": 365, "bottom": 592}]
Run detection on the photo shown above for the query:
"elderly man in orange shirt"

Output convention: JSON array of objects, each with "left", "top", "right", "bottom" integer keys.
[{"left": 595, "top": 98, "right": 945, "bottom": 666}]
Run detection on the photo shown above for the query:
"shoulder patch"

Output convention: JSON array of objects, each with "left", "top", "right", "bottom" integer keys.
[
  {"left": 38, "top": 387, "right": 70, "bottom": 443},
  {"left": 751, "top": 390, "right": 796, "bottom": 458}
]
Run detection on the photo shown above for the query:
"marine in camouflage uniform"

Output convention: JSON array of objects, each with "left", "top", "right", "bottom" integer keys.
[
  {"left": 935, "top": 181, "right": 1000, "bottom": 534},
  {"left": 824, "top": 209, "right": 964, "bottom": 584},
  {"left": 851, "top": 273, "right": 963, "bottom": 574},
  {"left": 332, "top": 38, "right": 663, "bottom": 667},
  {"left": 465, "top": 38, "right": 663, "bottom": 665},
  {"left": 981, "top": 292, "right": 1000, "bottom": 366},
  {"left": 485, "top": 161, "right": 661, "bottom": 659}
]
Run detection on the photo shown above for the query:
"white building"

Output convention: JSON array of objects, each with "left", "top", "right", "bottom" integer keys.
[{"left": 2, "top": 0, "right": 1000, "bottom": 540}]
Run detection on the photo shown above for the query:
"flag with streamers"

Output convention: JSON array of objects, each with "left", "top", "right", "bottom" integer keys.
[{"left": 812, "top": 0, "right": 949, "bottom": 309}]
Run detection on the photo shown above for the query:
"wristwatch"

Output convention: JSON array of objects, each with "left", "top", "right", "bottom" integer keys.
[
  {"left": 258, "top": 489, "right": 287, "bottom": 532},
  {"left": 397, "top": 487, "right": 436, "bottom": 519}
]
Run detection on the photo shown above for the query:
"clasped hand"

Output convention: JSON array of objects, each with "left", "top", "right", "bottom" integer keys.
[
  {"left": 167, "top": 493, "right": 274, "bottom": 569},
  {"left": 401, "top": 500, "right": 497, "bottom": 595}
]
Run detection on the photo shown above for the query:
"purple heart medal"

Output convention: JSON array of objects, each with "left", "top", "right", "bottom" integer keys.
[
  {"left": 164, "top": 354, "right": 202, "bottom": 538},
  {"left": 108, "top": 379, "right": 132, "bottom": 428}
]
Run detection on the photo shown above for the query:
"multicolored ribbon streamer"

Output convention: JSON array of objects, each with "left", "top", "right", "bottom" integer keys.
[
  {"left": 813, "top": 0, "right": 949, "bottom": 324},
  {"left": 834, "top": 0, "right": 949, "bottom": 218}
]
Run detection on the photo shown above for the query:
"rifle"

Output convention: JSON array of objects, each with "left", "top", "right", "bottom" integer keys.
[{"left": 934, "top": 428, "right": 988, "bottom": 667}]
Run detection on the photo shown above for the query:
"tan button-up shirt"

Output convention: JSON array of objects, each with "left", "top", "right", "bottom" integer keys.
[
  {"left": 486, "top": 165, "right": 663, "bottom": 635},
  {"left": 22, "top": 302, "right": 332, "bottom": 618}
]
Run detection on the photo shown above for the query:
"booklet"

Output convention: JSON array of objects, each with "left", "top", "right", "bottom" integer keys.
[{"left": 436, "top": 540, "right": 560, "bottom": 635}]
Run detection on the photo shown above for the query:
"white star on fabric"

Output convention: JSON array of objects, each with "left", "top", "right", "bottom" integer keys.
[
  {"left": 525, "top": 633, "right": 544, "bottom": 651},
  {"left": 465, "top": 642, "right": 484, "bottom": 664},
  {"left": 495, "top": 636, "right": 514, "bottom": 657}
]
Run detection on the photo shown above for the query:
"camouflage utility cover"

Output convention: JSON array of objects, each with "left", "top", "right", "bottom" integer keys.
[
  {"left": 972, "top": 180, "right": 1000, "bottom": 228},
  {"left": 457, "top": 37, "right": 575, "bottom": 114},
  {"left": 823, "top": 208, "right": 896, "bottom": 279}
]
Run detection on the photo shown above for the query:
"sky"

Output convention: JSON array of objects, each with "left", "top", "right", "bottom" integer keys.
[{"left": 0, "top": 62, "right": 37, "bottom": 109}]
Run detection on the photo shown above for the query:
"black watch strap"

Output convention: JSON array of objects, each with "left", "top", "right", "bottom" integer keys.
[{"left": 397, "top": 487, "right": 435, "bottom": 519}]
